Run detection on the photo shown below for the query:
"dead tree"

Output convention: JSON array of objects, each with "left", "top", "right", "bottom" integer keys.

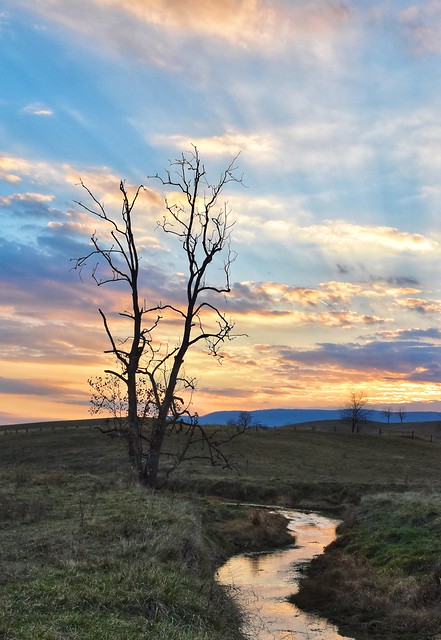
[
  {"left": 382, "top": 406, "right": 393, "bottom": 424},
  {"left": 340, "top": 390, "right": 370, "bottom": 433},
  {"left": 73, "top": 147, "right": 245, "bottom": 487}
]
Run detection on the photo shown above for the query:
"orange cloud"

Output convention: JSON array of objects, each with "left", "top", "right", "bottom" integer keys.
[
  {"left": 397, "top": 297, "right": 441, "bottom": 314},
  {"left": 18, "top": 0, "right": 353, "bottom": 73},
  {"left": 156, "top": 131, "right": 274, "bottom": 158},
  {"left": 47, "top": 0, "right": 350, "bottom": 48}
]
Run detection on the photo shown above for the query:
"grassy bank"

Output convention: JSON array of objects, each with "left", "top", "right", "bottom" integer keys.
[
  {"left": 0, "top": 472, "right": 242, "bottom": 639},
  {"left": 0, "top": 430, "right": 292, "bottom": 640},
  {"left": 292, "top": 492, "right": 441, "bottom": 639}
]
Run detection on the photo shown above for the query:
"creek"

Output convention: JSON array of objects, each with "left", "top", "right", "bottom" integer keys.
[{"left": 216, "top": 509, "right": 355, "bottom": 640}]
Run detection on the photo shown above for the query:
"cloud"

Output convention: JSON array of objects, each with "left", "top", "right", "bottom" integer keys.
[
  {"left": 155, "top": 115, "right": 374, "bottom": 175},
  {"left": 18, "top": 0, "right": 352, "bottom": 72},
  {"left": 274, "top": 337, "right": 441, "bottom": 383},
  {"left": 0, "top": 154, "right": 135, "bottom": 200},
  {"left": 231, "top": 278, "right": 421, "bottom": 314},
  {"left": 118, "top": 0, "right": 350, "bottom": 48},
  {"left": 0, "top": 192, "right": 56, "bottom": 218},
  {"left": 399, "top": 1, "right": 441, "bottom": 55},
  {"left": 22, "top": 102, "right": 54, "bottom": 116},
  {"left": 227, "top": 280, "right": 392, "bottom": 329},
  {"left": 372, "top": 327, "right": 441, "bottom": 341},
  {"left": 0, "top": 377, "right": 65, "bottom": 396},
  {"left": 155, "top": 131, "right": 274, "bottom": 158},
  {"left": 298, "top": 219, "right": 439, "bottom": 255},
  {"left": 397, "top": 297, "right": 441, "bottom": 314}
]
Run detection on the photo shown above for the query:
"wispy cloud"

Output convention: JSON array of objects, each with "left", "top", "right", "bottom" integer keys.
[
  {"left": 298, "top": 220, "right": 439, "bottom": 255},
  {"left": 22, "top": 102, "right": 54, "bottom": 116},
  {"left": 399, "top": 1, "right": 441, "bottom": 55},
  {"left": 18, "top": 0, "right": 353, "bottom": 72},
  {"left": 155, "top": 115, "right": 374, "bottom": 174},
  {"left": 0, "top": 377, "right": 68, "bottom": 396}
]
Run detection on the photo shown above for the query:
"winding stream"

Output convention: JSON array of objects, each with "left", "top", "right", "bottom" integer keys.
[{"left": 216, "top": 509, "right": 355, "bottom": 640}]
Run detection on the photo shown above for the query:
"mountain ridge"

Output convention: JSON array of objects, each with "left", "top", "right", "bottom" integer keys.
[{"left": 199, "top": 408, "right": 441, "bottom": 427}]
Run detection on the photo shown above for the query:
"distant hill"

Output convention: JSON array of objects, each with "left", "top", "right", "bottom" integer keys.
[{"left": 199, "top": 408, "right": 441, "bottom": 427}]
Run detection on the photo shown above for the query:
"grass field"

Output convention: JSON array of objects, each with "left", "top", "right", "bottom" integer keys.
[
  {"left": 1, "top": 419, "right": 441, "bottom": 639},
  {"left": 3, "top": 419, "right": 441, "bottom": 505}
]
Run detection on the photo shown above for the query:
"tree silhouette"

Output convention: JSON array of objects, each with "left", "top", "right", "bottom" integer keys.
[
  {"left": 340, "top": 390, "right": 370, "bottom": 433},
  {"left": 73, "top": 147, "right": 245, "bottom": 487},
  {"left": 382, "top": 406, "right": 393, "bottom": 424}
]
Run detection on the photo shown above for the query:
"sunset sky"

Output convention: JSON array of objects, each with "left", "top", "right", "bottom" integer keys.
[{"left": 1, "top": 0, "right": 441, "bottom": 424}]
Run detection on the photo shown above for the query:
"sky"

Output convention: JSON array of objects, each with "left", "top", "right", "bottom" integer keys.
[{"left": 1, "top": 0, "right": 441, "bottom": 424}]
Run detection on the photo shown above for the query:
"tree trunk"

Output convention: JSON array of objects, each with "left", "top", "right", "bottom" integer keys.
[
  {"left": 143, "top": 420, "right": 167, "bottom": 488},
  {"left": 127, "top": 369, "right": 143, "bottom": 480}
]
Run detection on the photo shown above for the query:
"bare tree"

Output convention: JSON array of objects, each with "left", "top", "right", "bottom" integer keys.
[
  {"left": 397, "top": 406, "right": 407, "bottom": 424},
  {"left": 340, "top": 390, "right": 370, "bottom": 433},
  {"left": 73, "top": 147, "right": 245, "bottom": 487},
  {"left": 382, "top": 406, "right": 393, "bottom": 424},
  {"left": 228, "top": 411, "right": 261, "bottom": 432}
]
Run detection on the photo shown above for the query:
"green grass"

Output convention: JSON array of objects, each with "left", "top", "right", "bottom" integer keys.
[
  {"left": 2, "top": 421, "right": 441, "bottom": 638},
  {"left": 0, "top": 471, "right": 246, "bottom": 640},
  {"left": 339, "top": 492, "right": 441, "bottom": 574},
  {"left": 292, "top": 492, "right": 441, "bottom": 639},
  {"left": 3, "top": 423, "right": 441, "bottom": 508},
  {"left": 0, "top": 426, "right": 297, "bottom": 640},
  {"left": 167, "top": 424, "right": 441, "bottom": 508}
]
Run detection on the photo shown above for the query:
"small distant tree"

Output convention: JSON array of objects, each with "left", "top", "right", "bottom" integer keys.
[
  {"left": 74, "top": 147, "right": 246, "bottom": 488},
  {"left": 340, "top": 390, "right": 371, "bottom": 433},
  {"left": 397, "top": 406, "right": 406, "bottom": 424},
  {"left": 382, "top": 406, "right": 393, "bottom": 424},
  {"left": 228, "top": 411, "right": 261, "bottom": 432}
]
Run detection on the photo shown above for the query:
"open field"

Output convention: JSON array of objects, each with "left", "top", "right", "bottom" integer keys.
[
  {"left": 2, "top": 420, "right": 441, "bottom": 639},
  {"left": 169, "top": 421, "right": 441, "bottom": 508},
  {"left": 2, "top": 419, "right": 441, "bottom": 506}
]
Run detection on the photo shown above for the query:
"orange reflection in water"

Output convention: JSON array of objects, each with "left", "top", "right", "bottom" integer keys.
[{"left": 216, "top": 510, "right": 355, "bottom": 640}]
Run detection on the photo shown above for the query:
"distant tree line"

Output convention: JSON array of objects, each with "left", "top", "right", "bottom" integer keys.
[{"left": 341, "top": 391, "right": 408, "bottom": 433}]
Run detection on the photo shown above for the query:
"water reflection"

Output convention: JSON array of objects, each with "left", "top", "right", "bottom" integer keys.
[{"left": 216, "top": 509, "right": 355, "bottom": 640}]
